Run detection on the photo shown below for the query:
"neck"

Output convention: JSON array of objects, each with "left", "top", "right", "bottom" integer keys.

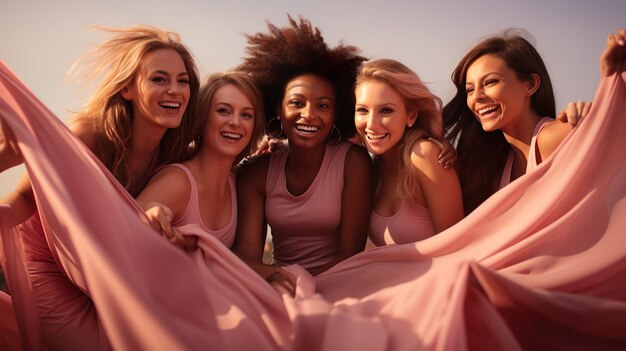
[
  {"left": 130, "top": 122, "right": 167, "bottom": 158},
  {"left": 286, "top": 142, "right": 327, "bottom": 173},
  {"left": 501, "top": 110, "right": 542, "bottom": 161},
  {"left": 376, "top": 144, "right": 402, "bottom": 172},
  {"left": 189, "top": 148, "right": 233, "bottom": 195}
]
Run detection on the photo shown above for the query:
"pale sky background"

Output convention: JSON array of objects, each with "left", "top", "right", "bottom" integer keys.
[{"left": 1, "top": 0, "right": 624, "bottom": 197}]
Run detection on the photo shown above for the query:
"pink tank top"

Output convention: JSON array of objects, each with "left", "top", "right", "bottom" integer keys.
[
  {"left": 265, "top": 141, "right": 352, "bottom": 272},
  {"left": 499, "top": 117, "right": 553, "bottom": 188},
  {"left": 164, "top": 164, "right": 237, "bottom": 247},
  {"left": 369, "top": 200, "right": 435, "bottom": 246}
]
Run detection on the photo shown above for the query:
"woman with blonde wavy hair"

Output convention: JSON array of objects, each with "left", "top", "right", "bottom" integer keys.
[
  {"left": 0, "top": 25, "right": 200, "bottom": 349},
  {"left": 354, "top": 59, "right": 464, "bottom": 245}
]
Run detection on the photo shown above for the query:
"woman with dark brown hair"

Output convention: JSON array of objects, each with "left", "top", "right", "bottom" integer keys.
[{"left": 443, "top": 30, "right": 589, "bottom": 213}]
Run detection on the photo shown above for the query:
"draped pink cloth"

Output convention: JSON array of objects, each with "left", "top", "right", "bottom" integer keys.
[
  {"left": 311, "top": 70, "right": 626, "bottom": 350},
  {"left": 0, "top": 57, "right": 625, "bottom": 351},
  {"left": 0, "top": 62, "right": 290, "bottom": 350}
]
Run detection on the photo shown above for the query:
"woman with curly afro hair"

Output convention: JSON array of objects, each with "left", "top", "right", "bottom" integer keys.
[{"left": 233, "top": 16, "right": 373, "bottom": 293}]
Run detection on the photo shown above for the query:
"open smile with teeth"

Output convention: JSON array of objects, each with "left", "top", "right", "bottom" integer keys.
[
  {"left": 159, "top": 101, "right": 182, "bottom": 109},
  {"left": 221, "top": 132, "right": 243, "bottom": 140},
  {"left": 295, "top": 124, "right": 320, "bottom": 133},
  {"left": 478, "top": 105, "right": 500, "bottom": 117},
  {"left": 366, "top": 132, "right": 388, "bottom": 140}
]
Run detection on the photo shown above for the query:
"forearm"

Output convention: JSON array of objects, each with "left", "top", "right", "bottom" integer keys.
[
  {"left": 1, "top": 188, "right": 36, "bottom": 225},
  {"left": 237, "top": 255, "right": 280, "bottom": 280}
]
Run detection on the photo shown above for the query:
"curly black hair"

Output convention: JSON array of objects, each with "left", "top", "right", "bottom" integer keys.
[{"left": 238, "top": 15, "right": 366, "bottom": 139}]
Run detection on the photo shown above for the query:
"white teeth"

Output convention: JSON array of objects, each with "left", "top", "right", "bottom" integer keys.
[
  {"left": 479, "top": 106, "right": 498, "bottom": 115},
  {"left": 221, "top": 132, "right": 242, "bottom": 139},
  {"left": 159, "top": 101, "right": 181, "bottom": 108},
  {"left": 367, "top": 133, "right": 387, "bottom": 140},
  {"left": 295, "top": 124, "right": 319, "bottom": 132}
]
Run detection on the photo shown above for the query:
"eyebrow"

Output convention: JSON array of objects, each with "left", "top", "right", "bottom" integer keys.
[
  {"left": 152, "top": 69, "right": 189, "bottom": 77},
  {"left": 215, "top": 102, "right": 254, "bottom": 110},
  {"left": 286, "top": 92, "right": 333, "bottom": 101}
]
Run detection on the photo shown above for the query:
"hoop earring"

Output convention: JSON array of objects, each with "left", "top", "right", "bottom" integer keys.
[
  {"left": 266, "top": 116, "right": 285, "bottom": 138},
  {"left": 326, "top": 124, "right": 342, "bottom": 144}
]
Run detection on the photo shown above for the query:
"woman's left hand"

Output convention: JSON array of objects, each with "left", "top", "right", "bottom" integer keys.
[
  {"left": 556, "top": 101, "right": 593, "bottom": 127},
  {"left": 600, "top": 29, "right": 626, "bottom": 77},
  {"left": 437, "top": 138, "right": 457, "bottom": 170}
]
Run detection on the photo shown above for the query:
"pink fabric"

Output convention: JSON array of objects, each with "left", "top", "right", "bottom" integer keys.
[
  {"left": 265, "top": 141, "right": 351, "bottom": 272},
  {"left": 312, "top": 73, "right": 626, "bottom": 349},
  {"left": 369, "top": 200, "right": 435, "bottom": 246},
  {"left": 0, "top": 61, "right": 290, "bottom": 350},
  {"left": 163, "top": 163, "right": 237, "bottom": 247},
  {"left": 499, "top": 116, "right": 554, "bottom": 188},
  {"left": 1, "top": 58, "right": 625, "bottom": 350}
]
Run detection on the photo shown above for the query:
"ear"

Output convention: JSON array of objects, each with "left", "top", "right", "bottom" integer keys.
[
  {"left": 121, "top": 86, "right": 132, "bottom": 101},
  {"left": 407, "top": 111, "right": 418, "bottom": 128},
  {"left": 526, "top": 73, "right": 540, "bottom": 96}
]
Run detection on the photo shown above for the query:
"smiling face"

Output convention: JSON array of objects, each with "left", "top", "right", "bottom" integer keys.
[
  {"left": 280, "top": 74, "right": 335, "bottom": 149},
  {"left": 465, "top": 54, "right": 536, "bottom": 132},
  {"left": 354, "top": 80, "right": 416, "bottom": 155},
  {"left": 203, "top": 84, "right": 256, "bottom": 159},
  {"left": 122, "top": 48, "right": 191, "bottom": 132}
]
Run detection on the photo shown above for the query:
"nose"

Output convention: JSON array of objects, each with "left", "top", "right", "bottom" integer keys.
[
  {"left": 167, "top": 82, "right": 180, "bottom": 96},
  {"left": 300, "top": 104, "right": 313, "bottom": 119},
  {"left": 365, "top": 111, "right": 380, "bottom": 130},
  {"left": 470, "top": 86, "right": 486, "bottom": 103},
  {"left": 229, "top": 113, "right": 242, "bottom": 127}
]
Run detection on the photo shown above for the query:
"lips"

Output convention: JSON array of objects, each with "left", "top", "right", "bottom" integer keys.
[
  {"left": 295, "top": 123, "right": 320, "bottom": 134},
  {"left": 477, "top": 104, "right": 500, "bottom": 120},
  {"left": 365, "top": 132, "right": 388, "bottom": 141},
  {"left": 220, "top": 131, "right": 243, "bottom": 140},
  {"left": 159, "top": 101, "right": 182, "bottom": 109}
]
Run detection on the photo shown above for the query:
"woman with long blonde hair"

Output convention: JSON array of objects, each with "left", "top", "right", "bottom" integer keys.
[
  {"left": 0, "top": 25, "right": 200, "bottom": 349},
  {"left": 354, "top": 59, "right": 464, "bottom": 245}
]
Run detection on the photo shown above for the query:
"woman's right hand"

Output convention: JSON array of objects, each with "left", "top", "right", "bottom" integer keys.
[
  {"left": 0, "top": 118, "right": 23, "bottom": 172},
  {"left": 143, "top": 202, "right": 197, "bottom": 251},
  {"left": 266, "top": 268, "right": 297, "bottom": 296}
]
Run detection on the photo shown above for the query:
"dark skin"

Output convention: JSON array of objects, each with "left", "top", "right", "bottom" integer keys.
[{"left": 233, "top": 74, "right": 373, "bottom": 294}]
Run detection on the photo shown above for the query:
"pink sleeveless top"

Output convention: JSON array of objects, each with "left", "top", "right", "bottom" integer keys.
[
  {"left": 369, "top": 200, "right": 435, "bottom": 246},
  {"left": 265, "top": 141, "right": 352, "bottom": 272},
  {"left": 164, "top": 163, "right": 237, "bottom": 247},
  {"left": 499, "top": 117, "right": 554, "bottom": 188}
]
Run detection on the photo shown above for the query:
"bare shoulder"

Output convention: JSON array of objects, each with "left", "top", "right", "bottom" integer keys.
[
  {"left": 410, "top": 139, "right": 441, "bottom": 168},
  {"left": 237, "top": 152, "right": 271, "bottom": 187},
  {"left": 537, "top": 119, "right": 572, "bottom": 158},
  {"left": 144, "top": 165, "right": 191, "bottom": 197},
  {"left": 69, "top": 118, "right": 96, "bottom": 150},
  {"left": 345, "top": 144, "right": 372, "bottom": 166}
]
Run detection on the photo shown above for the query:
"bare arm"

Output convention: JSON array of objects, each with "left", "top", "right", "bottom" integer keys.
[
  {"left": 232, "top": 155, "right": 283, "bottom": 279},
  {"left": 0, "top": 118, "right": 97, "bottom": 224},
  {"left": 412, "top": 139, "right": 464, "bottom": 233},
  {"left": 309, "top": 145, "right": 373, "bottom": 275},
  {"left": 136, "top": 166, "right": 195, "bottom": 249}
]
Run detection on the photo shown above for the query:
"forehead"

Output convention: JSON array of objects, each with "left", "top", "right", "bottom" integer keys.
[
  {"left": 139, "top": 48, "right": 187, "bottom": 73},
  {"left": 355, "top": 80, "right": 402, "bottom": 102},
  {"left": 285, "top": 74, "right": 334, "bottom": 96},
  {"left": 212, "top": 84, "right": 252, "bottom": 107},
  {"left": 466, "top": 54, "right": 512, "bottom": 80}
]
